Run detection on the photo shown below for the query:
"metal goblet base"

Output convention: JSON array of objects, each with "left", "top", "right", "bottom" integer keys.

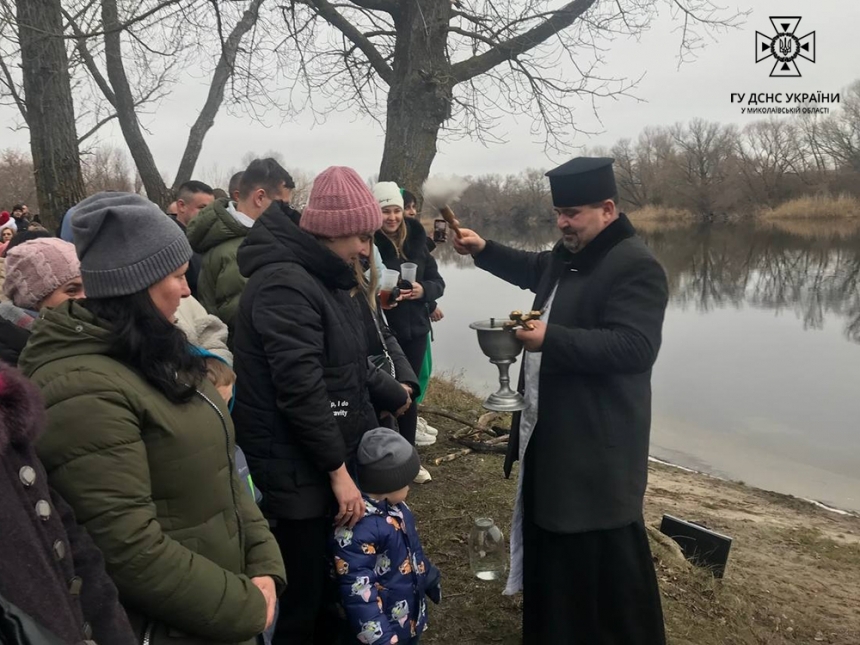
[
  {"left": 482, "top": 390, "right": 527, "bottom": 413},
  {"left": 482, "top": 358, "right": 527, "bottom": 412}
]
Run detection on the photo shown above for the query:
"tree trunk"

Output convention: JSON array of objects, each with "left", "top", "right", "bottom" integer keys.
[
  {"left": 378, "top": 0, "right": 453, "bottom": 195},
  {"left": 16, "top": 0, "right": 85, "bottom": 231},
  {"left": 102, "top": 0, "right": 171, "bottom": 208}
]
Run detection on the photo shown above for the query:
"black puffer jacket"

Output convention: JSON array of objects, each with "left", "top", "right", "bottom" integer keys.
[
  {"left": 232, "top": 211, "right": 376, "bottom": 520},
  {"left": 375, "top": 217, "right": 445, "bottom": 343},
  {"left": 359, "top": 296, "right": 419, "bottom": 415}
]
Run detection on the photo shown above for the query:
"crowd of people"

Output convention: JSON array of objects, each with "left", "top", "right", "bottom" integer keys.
[
  {"left": 0, "top": 155, "right": 669, "bottom": 645},
  {"left": 0, "top": 160, "right": 447, "bottom": 645}
]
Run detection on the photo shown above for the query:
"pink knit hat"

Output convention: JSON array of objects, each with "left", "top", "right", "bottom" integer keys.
[
  {"left": 4, "top": 238, "right": 81, "bottom": 310},
  {"left": 300, "top": 166, "right": 383, "bottom": 238}
]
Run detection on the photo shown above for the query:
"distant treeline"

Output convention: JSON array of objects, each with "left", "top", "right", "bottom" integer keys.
[
  {"left": 0, "top": 147, "right": 137, "bottom": 214},
  {"left": 427, "top": 81, "right": 860, "bottom": 224},
  {"left": 4, "top": 82, "right": 859, "bottom": 222}
]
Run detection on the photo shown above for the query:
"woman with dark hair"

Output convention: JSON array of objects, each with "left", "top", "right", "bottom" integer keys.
[
  {"left": 18, "top": 192, "right": 285, "bottom": 645},
  {"left": 400, "top": 188, "right": 444, "bottom": 433}
]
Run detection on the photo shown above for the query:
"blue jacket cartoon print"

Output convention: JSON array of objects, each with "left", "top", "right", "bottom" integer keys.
[{"left": 333, "top": 496, "right": 438, "bottom": 644}]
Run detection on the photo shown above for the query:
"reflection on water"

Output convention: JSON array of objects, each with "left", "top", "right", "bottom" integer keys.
[
  {"left": 435, "top": 221, "right": 860, "bottom": 343},
  {"left": 430, "top": 220, "right": 860, "bottom": 511},
  {"left": 643, "top": 224, "right": 860, "bottom": 343}
]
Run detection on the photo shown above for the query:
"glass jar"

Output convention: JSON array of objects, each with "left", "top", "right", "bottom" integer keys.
[{"left": 469, "top": 517, "right": 507, "bottom": 581}]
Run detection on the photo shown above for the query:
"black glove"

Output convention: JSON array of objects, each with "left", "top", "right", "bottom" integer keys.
[{"left": 424, "top": 563, "right": 442, "bottom": 604}]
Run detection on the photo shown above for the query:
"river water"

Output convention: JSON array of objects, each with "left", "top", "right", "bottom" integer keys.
[{"left": 427, "top": 220, "right": 860, "bottom": 512}]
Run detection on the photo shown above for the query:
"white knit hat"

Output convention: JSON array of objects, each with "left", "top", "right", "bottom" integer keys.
[{"left": 373, "top": 182, "right": 404, "bottom": 210}]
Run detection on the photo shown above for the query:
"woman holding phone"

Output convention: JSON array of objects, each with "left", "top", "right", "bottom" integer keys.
[{"left": 373, "top": 182, "right": 445, "bottom": 482}]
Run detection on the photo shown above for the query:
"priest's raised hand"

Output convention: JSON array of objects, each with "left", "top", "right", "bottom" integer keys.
[{"left": 452, "top": 228, "right": 486, "bottom": 255}]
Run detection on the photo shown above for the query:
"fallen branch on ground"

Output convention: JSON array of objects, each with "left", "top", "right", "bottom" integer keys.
[
  {"left": 434, "top": 448, "right": 474, "bottom": 465},
  {"left": 423, "top": 407, "right": 512, "bottom": 463},
  {"left": 420, "top": 406, "right": 484, "bottom": 431},
  {"left": 452, "top": 439, "right": 508, "bottom": 454}
]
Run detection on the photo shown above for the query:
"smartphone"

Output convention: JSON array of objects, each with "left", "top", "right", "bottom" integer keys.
[{"left": 433, "top": 219, "right": 448, "bottom": 243}]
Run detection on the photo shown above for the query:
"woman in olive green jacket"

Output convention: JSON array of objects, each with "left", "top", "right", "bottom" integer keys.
[{"left": 19, "top": 192, "right": 285, "bottom": 645}]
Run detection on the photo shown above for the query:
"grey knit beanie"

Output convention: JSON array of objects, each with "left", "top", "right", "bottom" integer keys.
[
  {"left": 71, "top": 192, "right": 192, "bottom": 298},
  {"left": 356, "top": 428, "right": 421, "bottom": 495}
]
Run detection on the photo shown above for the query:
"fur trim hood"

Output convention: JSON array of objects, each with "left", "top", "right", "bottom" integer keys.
[{"left": 0, "top": 361, "right": 45, "bottom": 455}]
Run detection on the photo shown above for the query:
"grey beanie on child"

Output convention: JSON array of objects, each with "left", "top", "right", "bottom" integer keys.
[
  {"left": 357, "top": 428, "right": 421, "bottom": 494},
  {"left": 71, "top": 192, "right": 192, "bottom": 298}
]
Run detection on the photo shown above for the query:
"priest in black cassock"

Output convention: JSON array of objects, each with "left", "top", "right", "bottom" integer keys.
[{"left": 453, "top": 157, "right": 668, "bottom": 644}]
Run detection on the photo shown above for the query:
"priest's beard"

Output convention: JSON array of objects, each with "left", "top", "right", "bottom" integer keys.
[{"left": 561, "top": 231, "right": 583, "bottom": 253}]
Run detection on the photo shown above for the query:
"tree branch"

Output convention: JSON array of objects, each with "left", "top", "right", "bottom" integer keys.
[
  {"left": 363, "top": 29, "right": 396, "bottom": 38},
  {"left": 23, "top": 0, "right": 185, "bottom": 40},
  {"left": 173, "top": 0, "right": 266, "bottom": 187},
  {"left": 447, "top": 25, "right": 498, "bottom": 48},
  {"left": 347, "top": 0, "right": 397, "bottom": 14},
  {"left": 101, "top": 0, "right": 169, "bottom": 206},
  {"left": 62, "top": 7, "right": 117, "bottom": 107},
  {"left": 0, "top": 53, "right": 27, "bottom": 123},
  {"left": 451, "top": 9, "right": 492, "bottom": 29},
  {"left": 298, "top": 0, "right": 393, "bottom": 84},
  {"left": 451, "top": 0, "right": 598, "bottom": 83},
  {"left": 77, "top": 83, "right": 164, "bottom": 145},
  {"left": 76, "top": 113, "right": 118, "bottom": 145}
]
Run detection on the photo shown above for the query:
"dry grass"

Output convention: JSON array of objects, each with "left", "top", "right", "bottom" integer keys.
[
  {"left": 758, "top": 194, "right": 860, "bottom": 220},
  {"left": 411, "top": 377, "right": 860, "bottom": 645},
  {"left": 628, "top": 205, "right": 698, "bottom": 223},
  {"left": 763, "top": 218, "right": 860, "bottom": 239}
]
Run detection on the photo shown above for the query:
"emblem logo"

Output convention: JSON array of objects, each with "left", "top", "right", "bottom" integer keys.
[{"left": 755, "top": 17, "right": 815, "bottom": 78}]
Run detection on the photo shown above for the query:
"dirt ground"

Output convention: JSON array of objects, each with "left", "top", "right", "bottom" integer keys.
[{"left": 409, "top": 378, "right": 860, "bottom": 645}]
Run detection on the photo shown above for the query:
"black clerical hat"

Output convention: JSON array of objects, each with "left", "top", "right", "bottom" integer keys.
[{"left": 545, "top": 157, "right": 617, "bottom": 207}]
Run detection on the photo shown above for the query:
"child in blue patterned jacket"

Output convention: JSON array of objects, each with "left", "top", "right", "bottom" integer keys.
[{"left": 333, "top": 428, "right": 441, "bottom": 645}]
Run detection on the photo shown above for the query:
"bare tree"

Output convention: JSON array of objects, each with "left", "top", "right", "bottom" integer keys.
[
  {"left": 735, "top": 119, "right": 803, "bottom": 205},
  {"left": 0, "top": 149, "right": 37, "bottom": 209},
  {"left": 288, "top": 168, "right": 314, "bottom": 210},
  {"left": 66, "top": 0, "right": 268, "bottom": 207},
  {"left": 612, "top": 138, "right": 647, "bottom": 208},
  {"left": 794, "top": 108, "right": 832, "bottom": 183},
  {"left": 670, "top": 119, "right": 737, "bottom": 216},
  {"left": 634, "top": 126, "right": 676, "bottom": 206},
  {"left": 0, "top": 0, "right": 171, "bottom": 162},
  {"left": 819, "top": 81, "right": 860, "bottom": 173},
  {"left": 82, "top": 146, "right": 134, "bottom": 193},
  {"left": 13, "top": 0, "right": 86, "bottom": 229},
  {"left": 1, "top": 0, "right": 269, "bottom": 209},
  {"left": 277, "top": 0, "right": 745, "bottom": 193}
]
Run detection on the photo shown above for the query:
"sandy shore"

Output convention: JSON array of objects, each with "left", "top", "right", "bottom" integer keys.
[{"left": 412, "top": 378, "right": 860, "bottom": 644}]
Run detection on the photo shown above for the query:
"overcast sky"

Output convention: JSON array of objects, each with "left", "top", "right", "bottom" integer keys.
[{"left": 1, "top": 0, "right": 857, "bottom": 184}]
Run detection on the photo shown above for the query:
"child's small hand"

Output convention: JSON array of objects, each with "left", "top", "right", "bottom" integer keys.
[
  {"left": 426, "top": 583, "right": 441, "bottom": 605},
  {"left": 425, "top": 562, "right": 442, "bottom": 604}
]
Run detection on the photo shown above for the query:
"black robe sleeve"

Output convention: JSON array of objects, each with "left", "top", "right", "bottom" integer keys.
[
  {"left": 541, "top": 257, "right": 668, "bottom": 374},
  {"left": 473, "top": 241, "right": 552, "bottom": 294}
]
